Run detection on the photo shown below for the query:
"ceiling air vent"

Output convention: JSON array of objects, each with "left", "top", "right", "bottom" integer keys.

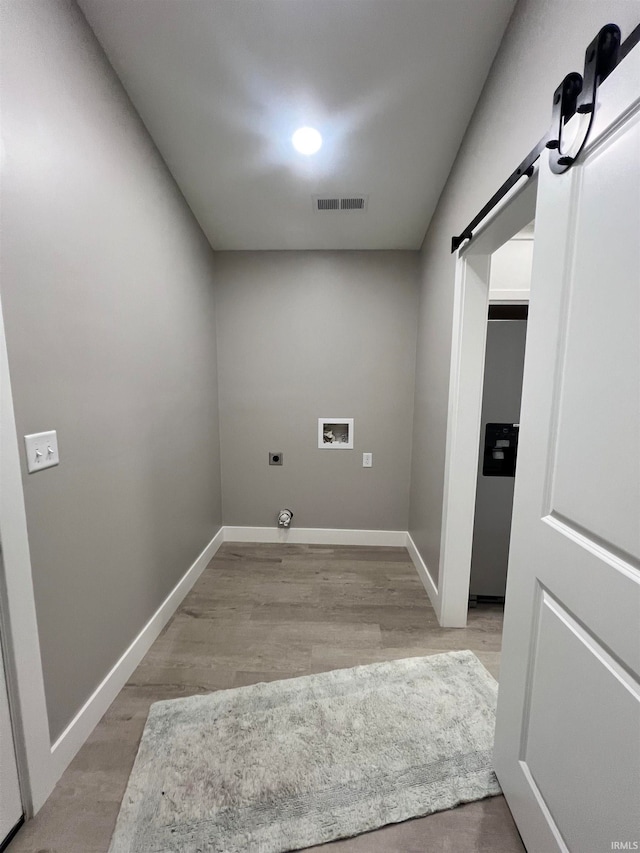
[
  {"left": 317, "top": 198, "right": 340, "bottom": 211},
  {"left": 341, "top": 197, "right": 365, "bottom": 210},
  {"left": 313, "top": 195, "right": 368, "bottom": 213}
]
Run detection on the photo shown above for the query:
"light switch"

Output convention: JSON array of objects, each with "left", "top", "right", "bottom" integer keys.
[
  {"left": 362, "top": 452, "right": 373, "bottom": 468},
  {"left": 24, "top": 430, "right": 59, "bottom": 473}
]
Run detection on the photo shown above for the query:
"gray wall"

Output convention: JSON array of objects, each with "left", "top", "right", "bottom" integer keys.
[
  {"left": 408, "top": 0, "right": 639, "bottom": 585},
  {"left": 215, "top": 251, "right": 419, "bottom": 530},
  {"left": 0, "top": 0, "right": 222, "bottom": 741}
]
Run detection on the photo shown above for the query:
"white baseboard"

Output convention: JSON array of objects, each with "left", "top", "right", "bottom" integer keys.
[
  {"left": 222, "top": 526, "right": 407, "bottom": 547},
  {"left": 405, "top": 532, "right": 440, "bottom": 618},
  {"left": 48, "top": 526, "right": 224, "bottom": 785}
]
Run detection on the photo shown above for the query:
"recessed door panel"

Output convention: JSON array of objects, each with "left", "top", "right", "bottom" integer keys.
[
  {"left": 549, "top": 118, "right": 640, "bottom": 562},
  {"left": 523, "top": 590, "right": 640, "bottom": 852}
]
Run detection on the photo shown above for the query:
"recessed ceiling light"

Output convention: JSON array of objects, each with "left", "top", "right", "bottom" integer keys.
[{"left": 292, "top": 126, "right": 322, "bottom": 156}]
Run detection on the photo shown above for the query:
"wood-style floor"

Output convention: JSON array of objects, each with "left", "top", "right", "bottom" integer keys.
[{"left": 9, "top": 543, "right": 525, "bottom": 853}]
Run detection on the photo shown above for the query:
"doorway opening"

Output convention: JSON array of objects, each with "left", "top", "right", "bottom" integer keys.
[
  {"left": 438, "top": 177, "right": 537, "bottom": 627},
  {"left": 469, "top": 274, "right": 530, "bottom": 611}
]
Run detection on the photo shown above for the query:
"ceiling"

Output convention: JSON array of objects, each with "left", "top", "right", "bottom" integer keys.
[{"left": 78, "top": 0, "right": 516, "bottom": 251}]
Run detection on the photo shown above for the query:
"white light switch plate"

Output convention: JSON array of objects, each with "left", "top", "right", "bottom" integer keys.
[
  {"left": 362, "top": 452, "right": 373, "bottom": 468},
  {"left": 24, "top": 430, "right": 59, "bottom": 473}
]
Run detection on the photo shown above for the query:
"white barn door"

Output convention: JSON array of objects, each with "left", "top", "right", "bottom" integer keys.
[{"left": 493, "top": 44, "right": 640, "bottom": 853}]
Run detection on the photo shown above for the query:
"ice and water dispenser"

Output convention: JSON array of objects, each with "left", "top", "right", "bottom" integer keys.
[{"left": 482, "top": 423, "right": 520, "bottom": 478}]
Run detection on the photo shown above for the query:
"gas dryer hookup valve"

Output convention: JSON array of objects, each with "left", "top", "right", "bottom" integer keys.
[{"left": 277, "top": 509, "right": 293, "bottom": 528}]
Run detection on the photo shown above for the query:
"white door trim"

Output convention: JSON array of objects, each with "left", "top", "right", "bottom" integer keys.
[
  {"left": 438, "top": 177, "right": 538, "bottom": 627},
  {"left": 0, "top": 295, "right": 52, "bottom": 814}
]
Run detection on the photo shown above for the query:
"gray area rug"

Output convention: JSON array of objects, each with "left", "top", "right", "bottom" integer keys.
[{"left": 109, "top": 650, "right": 501, "bottom": 853}]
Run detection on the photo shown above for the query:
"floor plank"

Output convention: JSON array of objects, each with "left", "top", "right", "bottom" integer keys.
[{"left": 8, "top": 542, "right": 524, "bottom": 853}]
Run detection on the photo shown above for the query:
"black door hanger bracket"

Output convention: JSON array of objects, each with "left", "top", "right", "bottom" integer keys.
[{"left": 547, "top": 24, "right": 621, "bottom": 173}]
